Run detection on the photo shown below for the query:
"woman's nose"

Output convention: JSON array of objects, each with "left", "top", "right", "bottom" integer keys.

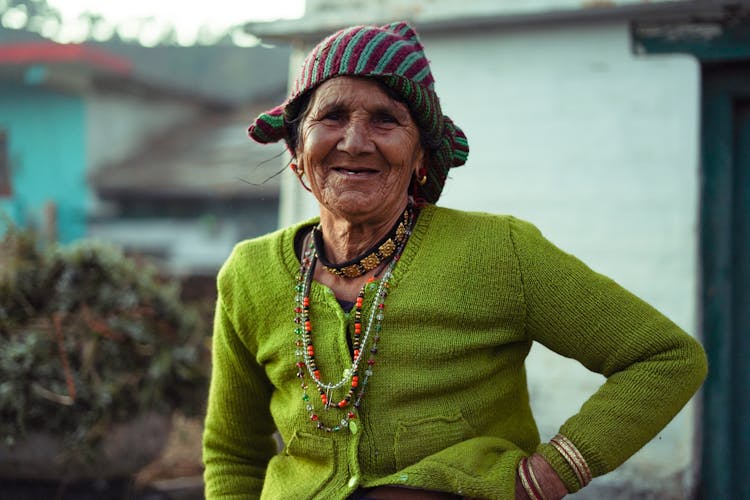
[{"left": 337, "top": 119, "right": 375, "bottom": 155}]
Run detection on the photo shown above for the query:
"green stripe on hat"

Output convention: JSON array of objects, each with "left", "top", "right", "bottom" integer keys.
[
  {"left": 412, "top": 65, "right": 431, "bottom": 84},
  {"left": 373, "top": 40, "right": 407, "bottom": 73},
  {"left": 340, "top": 29, "right": 370, "bottom": 73},
  {"left": 323, "top": 27, "right": 356, "bottom": 78},
  {"left": 395, "top": 51, "right": 422, "bottom": 77},
  {"left": 355, "top": 31, "right": 390, "bottom": 73}
]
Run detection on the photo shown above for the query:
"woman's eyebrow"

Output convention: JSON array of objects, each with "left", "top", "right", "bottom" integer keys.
[
  {"left": 312, "top": 101, "right": 346, "bottom": 115},
  {"left": 367, "top": 102, "right": 410, "bottom": 118}
]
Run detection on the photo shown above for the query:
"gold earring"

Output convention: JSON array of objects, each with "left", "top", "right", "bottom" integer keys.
[{"left": 415, "top": 166, "right": 428, "bottom": 186}]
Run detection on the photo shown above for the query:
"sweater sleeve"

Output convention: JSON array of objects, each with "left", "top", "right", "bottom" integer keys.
[
  {"left": 507, "top": 217, "right": 708, "bottom": 493},
  {"left": 202, "top": 292, "right": 277, "bottom": 498}
]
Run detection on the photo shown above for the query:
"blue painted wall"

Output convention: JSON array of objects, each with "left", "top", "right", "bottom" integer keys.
[{"left": 0, "top": 83, "right": 86, "bottom": 243}]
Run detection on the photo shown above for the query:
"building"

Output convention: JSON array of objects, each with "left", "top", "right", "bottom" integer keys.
[
  {"left": 89, "top": 99, "right": 285, "bottom": 278},
  {"left": 0, "top": 42, "right": 136, "bottom": 243},
  {"left": 246, "top": 1, "right": 750, "bottom": 498},
  {"left": 0, "top": 34, "right": 290, "bottom": 278}
]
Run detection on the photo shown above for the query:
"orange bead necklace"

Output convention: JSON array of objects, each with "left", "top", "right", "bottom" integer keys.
[{"left": 293, "top": 209, "right": 414, "bottom": 432}]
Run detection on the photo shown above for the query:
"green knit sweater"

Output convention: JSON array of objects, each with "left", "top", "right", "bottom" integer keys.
[{"left": 202, "top": 205, "right": 707, "bottom": 499}]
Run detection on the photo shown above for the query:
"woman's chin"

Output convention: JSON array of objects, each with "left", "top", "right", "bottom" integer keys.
[{"left": 322, "top": 192, "right": 403, "bottom": 222}]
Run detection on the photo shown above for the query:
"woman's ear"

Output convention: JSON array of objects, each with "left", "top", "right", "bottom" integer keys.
[
  {"left": 291, "top": 161, "right": 312, "bottom": 192},
  {"left": 413, "top": 147, "right": 426, "bottom": 179}
]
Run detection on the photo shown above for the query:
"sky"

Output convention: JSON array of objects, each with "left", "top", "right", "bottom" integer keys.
[{"left": 3, "top": 0, "right": 306, "bottom": 46}]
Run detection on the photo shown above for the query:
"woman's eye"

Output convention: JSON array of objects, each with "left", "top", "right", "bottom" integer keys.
[
  {"left": 375, "top": 114, "right": 398, "bottom": 125},
  {"left": 318, "top": 108, "right": 345, "bottom": 122}
]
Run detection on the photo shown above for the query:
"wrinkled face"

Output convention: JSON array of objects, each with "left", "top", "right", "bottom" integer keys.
[{"left": 297, "top": 76, "right": 424, "bottom": 223}]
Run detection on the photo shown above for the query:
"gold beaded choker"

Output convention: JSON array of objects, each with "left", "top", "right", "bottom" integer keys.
[{"left": 313, "top": 207, "right": 411, "bottom": 279}]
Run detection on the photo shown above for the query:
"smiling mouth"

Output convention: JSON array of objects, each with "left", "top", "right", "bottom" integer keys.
[{"left": 333, "top": 167, "right": 379, "bottom": 175}]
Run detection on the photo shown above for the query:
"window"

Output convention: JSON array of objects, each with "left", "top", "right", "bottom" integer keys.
[{"left": 0, "top": 131, "right": 10, "bottom": 197}]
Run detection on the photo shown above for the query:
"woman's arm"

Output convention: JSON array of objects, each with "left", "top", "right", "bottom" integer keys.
[
  {"left": 508, "top": 217, "right": 708, "bottom": 494},
  {"left": 515, "top": 454, "right": 568, "bottom": 500},
  {"left": 202, "top": 295, "right": 277, "bottom": 498}
]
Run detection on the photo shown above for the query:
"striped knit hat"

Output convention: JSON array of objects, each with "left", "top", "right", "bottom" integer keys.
[{"left": 248, "top": 21, "right": 469, "bottom": 204}]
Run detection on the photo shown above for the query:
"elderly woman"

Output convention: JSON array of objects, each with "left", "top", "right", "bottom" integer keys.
[{"left": 202, "top": 21, "right": 707, "bottom": 500}]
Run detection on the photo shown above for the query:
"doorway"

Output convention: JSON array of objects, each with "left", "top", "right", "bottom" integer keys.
[{"left": 700, "top": 62, "right": 750, "bottom": 500}]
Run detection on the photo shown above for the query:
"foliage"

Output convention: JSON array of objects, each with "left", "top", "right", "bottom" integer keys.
[
  {"left": 0, "top": 226, "right": 209, "bottom": 449},
  {"left": 0, "top": 0, "right": 246, "bottom": 47},
  {"left": 3, "top": 0, "right": 60, "bottom": 20}
]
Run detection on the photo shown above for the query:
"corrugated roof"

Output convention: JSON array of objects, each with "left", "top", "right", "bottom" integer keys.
[
  {"left": 91, "top": 97, "right": 287, "bottom": 202},
  {"left": 0, "top": 41, "right": 132, "bottom": 74},
  {"left": 92, "top": 42, "right": 291, "bottom": 106}
]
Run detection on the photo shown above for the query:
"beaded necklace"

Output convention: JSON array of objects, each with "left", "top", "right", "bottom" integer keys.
[{"left": 293, "top": 209, "right": 414, "bottom": 433}]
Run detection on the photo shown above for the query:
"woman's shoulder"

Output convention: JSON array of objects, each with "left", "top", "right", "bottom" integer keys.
[
  {"left": 217, "top": 218, "right": 317, "bottom": 288},
  {"left": 429, "top": 205, "right": 541, "bottom": 237}
]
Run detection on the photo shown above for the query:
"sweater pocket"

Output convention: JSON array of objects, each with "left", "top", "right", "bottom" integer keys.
[
  {"left": 394, "top": 413, "right": 474, "bottom": 470},
  {"left": 262, "top": 430, "right": 335, "bottom": 499}
]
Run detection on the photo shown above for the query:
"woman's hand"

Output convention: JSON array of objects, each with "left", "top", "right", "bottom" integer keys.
[{"left": 515, "top": 453, "right": 568, "bottom": 500}]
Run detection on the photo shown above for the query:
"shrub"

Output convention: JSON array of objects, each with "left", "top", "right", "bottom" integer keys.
[{"left": 0, "top": 226, "right": 209, "bottom": 449}]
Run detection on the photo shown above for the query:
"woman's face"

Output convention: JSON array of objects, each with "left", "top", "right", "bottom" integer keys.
[{"left": 297, "top": 76, "right": 424, "bottom": 223}]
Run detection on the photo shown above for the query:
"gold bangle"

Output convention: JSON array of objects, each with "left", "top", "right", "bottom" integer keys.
[
  {"left": 518, "top": 457, "right": 548, "bottom": 500},
  {"left": 526, "top": 457, "right": 549, "bottom": 500},
  {"left": 550, "top": 434, "right": 592, "bottom": 488}
]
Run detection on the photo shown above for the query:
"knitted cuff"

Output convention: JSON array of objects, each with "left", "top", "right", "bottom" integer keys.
[{"left": 536, "top": 434, "right": 592, "bottom": 493}]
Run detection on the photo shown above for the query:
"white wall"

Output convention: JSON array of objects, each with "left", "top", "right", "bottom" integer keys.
[
  {"left": 280, "top": 19, "right": 702, "bottom": 498},
  {"left": 429, "top": 23, "right": 699, "bottom": 317},
  {"left": 433, "top": 21, "right": 700, "bottom": 497},
  {"left": 434, "top": 21, "right": 701, "bottom": 498}
]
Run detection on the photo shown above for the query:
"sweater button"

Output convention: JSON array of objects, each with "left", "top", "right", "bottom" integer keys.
[{"left": 348, "top": 475, "right": 359, "bottom": 488}]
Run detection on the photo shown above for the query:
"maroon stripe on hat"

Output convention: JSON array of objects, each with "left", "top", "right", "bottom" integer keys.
[
  {"left": 402, "top": 56, "right": 429, "bottom": 81},
  {"left": 326, "top": 30, "right": 359, "bottom": 80},
  {"left": 314, "top": 44, "right": 333, "bottom": 83},
  {"left": 308, "top": 28, "right": 347, "bottom": 87},
  {"left": 394, "top": 21, "right": 410, "bottom": 35},
  {"left": 368, "top": 42, "right": 391, "bottom": 72},
  {"left": 395, "top": 21, "right": 422, "bottom": 47},
  {"left": 345, "top": 29, "right": 379, "bottom": 74},
  {"left": 308, "top": 45, "right": 326, "bottom": 87},
  {"left": 381, "top": 43, "right": 412, "bottom": 74},
  {"left": 296, "top": 47, "right": 315, "bottom": 94},
  {"left": 304, "top": 46, "right": 322, "bottom": 89},
  {"left": 305, "top": 40, "right": 331, "bottom": 89},
  {"left": 251, "top": 116, "right": 282, "bottom": 140}
]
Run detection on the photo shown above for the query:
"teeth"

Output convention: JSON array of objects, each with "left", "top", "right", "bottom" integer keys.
[{"left": 336, "top": 168, "right": 375, "bottom": 175}]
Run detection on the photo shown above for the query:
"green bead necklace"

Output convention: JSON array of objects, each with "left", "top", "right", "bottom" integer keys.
[{"left": 293, "top": 209, "right": 413, "bottom": 433}]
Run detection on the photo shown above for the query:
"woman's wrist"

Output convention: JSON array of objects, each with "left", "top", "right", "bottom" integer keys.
[{"left": 516, "top": 453, "right": 569, "bottom": 500}]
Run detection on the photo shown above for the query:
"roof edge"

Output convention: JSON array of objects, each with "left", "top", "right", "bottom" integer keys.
[
  {"left": 0, "top": 41, "right": 132, "bottom": 75},
  {"left": 245, "top": 0, "right": 733, "bottom": 43}
]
